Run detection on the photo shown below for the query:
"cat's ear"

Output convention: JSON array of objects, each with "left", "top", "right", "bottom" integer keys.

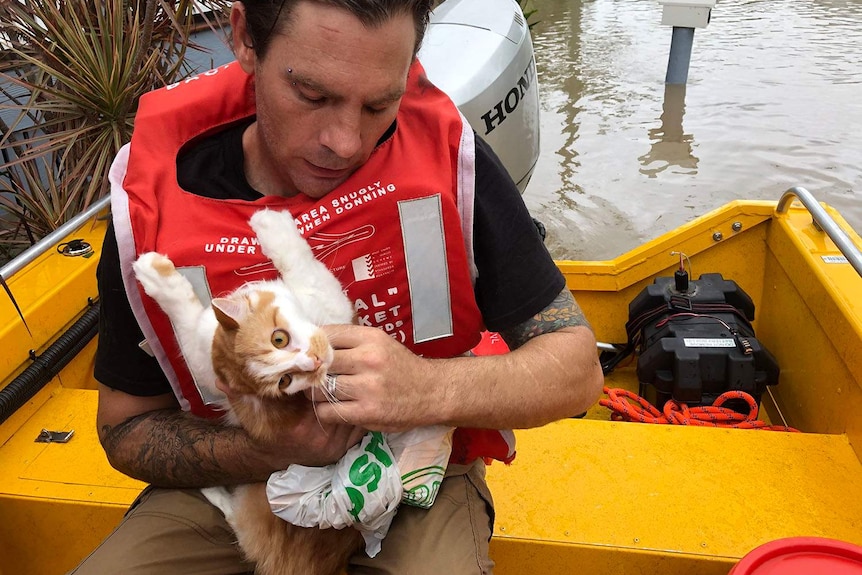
[{"left": 212, "top": 297, "right": 248, "bottom": 330}]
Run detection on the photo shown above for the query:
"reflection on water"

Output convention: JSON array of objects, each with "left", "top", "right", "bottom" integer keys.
[
  {"left": 525, "top": 0, "right": 862, "bottom": 260},
  {"left": 638, "top": 84, "right": 699, "bottom": 178}
]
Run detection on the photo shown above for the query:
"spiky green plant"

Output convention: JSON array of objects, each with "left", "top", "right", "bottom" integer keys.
[
  {"left": 0, "top": 0, "right": 231, "bottom": 258},
  {"left": 518, "top": 0, "right": 538, "bottom": 28}
]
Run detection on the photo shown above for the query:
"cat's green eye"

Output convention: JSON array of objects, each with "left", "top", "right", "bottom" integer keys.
[{"left": 271, "top": 329, "right": 290, "bottom": 348}]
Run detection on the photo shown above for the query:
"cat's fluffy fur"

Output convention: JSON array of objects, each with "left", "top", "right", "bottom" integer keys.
[{"left": 133, "top": 209, "right": 361, "bottom": 575}]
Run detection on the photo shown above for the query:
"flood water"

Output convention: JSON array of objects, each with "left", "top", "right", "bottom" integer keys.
[
  {"left": 523, "top": 0, "right": 862, "bottom": 260},
  {"left": 186, "top": 1, "right": 861, "bottom": 261}
]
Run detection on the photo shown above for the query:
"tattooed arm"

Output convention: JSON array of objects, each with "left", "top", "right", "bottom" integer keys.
[
  {"left": 96, "top": 385, "right": 366, "bottom": 488},
  {"left": 442, "top": 287, "right": 603, "bottom": 429},
  {"left": 498, "top": 288, "right": 592, "bottom": 350},
  {"left": 316, "top": 287, "right": 604, "bottom": 431},
  {"left": 486, "top": 287, "right": 604, "bottom": 426}
]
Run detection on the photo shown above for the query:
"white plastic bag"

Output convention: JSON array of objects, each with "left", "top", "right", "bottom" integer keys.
[
  {"left": 387, "top": 425, "right": 453, "bottom": 509},
  {"left": 267, "top": 427, "right": 453, "bottom": 557}
]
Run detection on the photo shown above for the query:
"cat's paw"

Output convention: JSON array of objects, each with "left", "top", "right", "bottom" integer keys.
[
  {"left": 249, "top": 209, "right": 301, "bottom": 246},
  {"left": 132, "top": 252, "right": 177, "bottom": 292},
  {"left": 133, "top": 252, "right": 199, "bottom": 308},
  {"left": 200, "top": 486, "right": 235, "bottom": 523}
]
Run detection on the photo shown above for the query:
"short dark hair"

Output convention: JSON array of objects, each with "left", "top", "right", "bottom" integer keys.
[{"left": 241, "top": 0, "right": 434, "bottom": 58}]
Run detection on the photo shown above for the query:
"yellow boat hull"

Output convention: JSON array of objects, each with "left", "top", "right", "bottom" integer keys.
[{"left": 2, "top": 196, "right": 861, "bottom": 575}]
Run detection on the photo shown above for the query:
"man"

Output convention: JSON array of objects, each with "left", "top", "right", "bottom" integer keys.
[{"left": 72, "top": 0, "right": 603, "bottom": 573}]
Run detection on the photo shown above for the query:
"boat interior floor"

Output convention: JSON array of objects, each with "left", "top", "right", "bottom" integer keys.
[{"left": 2, "top": 364, "right": 861, "bottom": 575}]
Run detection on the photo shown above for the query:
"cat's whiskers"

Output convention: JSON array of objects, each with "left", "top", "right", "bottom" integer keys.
[
  {"left": 308, "top": 386, "right": 329, "bottom": 432},
  {"left": 309, "top": 384, "right": 352, "bottom": 427},
  {"left": 318, "top": 377, "right": 343, "bottom": 405}
]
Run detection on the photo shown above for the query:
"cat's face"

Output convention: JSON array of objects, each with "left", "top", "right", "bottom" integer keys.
[{"left": 211, "top": 288, "right": 333, "bottom": 397}]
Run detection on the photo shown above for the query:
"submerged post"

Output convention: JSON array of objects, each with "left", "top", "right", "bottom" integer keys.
[
  {"left": 666, "top": 27, "right": 695, "bottom": 84},
  {"left": 657, "top": 0, "right": 716, "bottom": 84}
]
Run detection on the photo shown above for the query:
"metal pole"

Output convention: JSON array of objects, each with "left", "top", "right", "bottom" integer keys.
[
  {"left": 0, "top": 195, "right": 111, "bottom": 280},
  {"left": 776, "top": 186, "right": 862, "bottom": 278},
  {"left": 666, "top": 26, "right": 695, "bottom": 84}
]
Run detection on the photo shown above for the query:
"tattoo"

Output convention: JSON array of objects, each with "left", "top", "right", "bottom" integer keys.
[
  {"left": 499, "top": 288, "right": 591, "bottom": 350},
  {"left": 100, "top": 409, "right": 249, "bottom": 488}
]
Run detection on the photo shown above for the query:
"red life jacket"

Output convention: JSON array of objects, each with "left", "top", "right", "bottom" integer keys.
[{"left": 109, "top": 60, "right": 515, "bottom": 464}]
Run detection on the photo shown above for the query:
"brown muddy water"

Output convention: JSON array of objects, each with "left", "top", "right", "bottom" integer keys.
[
  {"left": 186, "top": 1, "right": 860, "bottom": 261},
  {"left": 523, "top": 0, "right": 862, "bottom": 260}
]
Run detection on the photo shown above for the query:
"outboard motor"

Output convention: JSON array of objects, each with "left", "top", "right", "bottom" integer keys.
[{"left": 418, "top": 0, "right": 540, "bottom": 193}]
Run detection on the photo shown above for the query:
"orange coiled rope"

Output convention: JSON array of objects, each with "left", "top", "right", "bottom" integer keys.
[{"left": 599, "top": 386, "right": 799, "bottom": 432}]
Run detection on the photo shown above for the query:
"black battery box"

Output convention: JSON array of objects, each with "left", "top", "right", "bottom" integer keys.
[{"left": 628, "top": 272, "right": 779, "bottom": 412}]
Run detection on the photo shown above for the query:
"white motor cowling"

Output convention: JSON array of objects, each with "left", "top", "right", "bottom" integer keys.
[{"left": 418, "top": 0, "right": 540, "bottom": 193}]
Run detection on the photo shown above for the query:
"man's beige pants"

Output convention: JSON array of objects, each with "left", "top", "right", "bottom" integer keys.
[{"left": 69, "top": 460, "right": 495, "bottom": 574}]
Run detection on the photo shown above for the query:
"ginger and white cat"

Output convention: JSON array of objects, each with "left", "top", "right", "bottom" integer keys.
[{"left": 133, "top": 208, "right": 362, "bottom": 575}]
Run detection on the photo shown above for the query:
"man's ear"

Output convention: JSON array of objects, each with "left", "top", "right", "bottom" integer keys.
[{"left": 230, "top": 2, "right": 256, "bottom": 74}]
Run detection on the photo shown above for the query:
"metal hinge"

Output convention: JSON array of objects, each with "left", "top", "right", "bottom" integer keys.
[{"left": 35, "top": 429, "right": 75, "bottom": 443}]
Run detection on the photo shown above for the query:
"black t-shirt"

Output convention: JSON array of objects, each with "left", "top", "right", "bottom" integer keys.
[{"left": 94, "top": 122, "right": 565, "bottom": 396}]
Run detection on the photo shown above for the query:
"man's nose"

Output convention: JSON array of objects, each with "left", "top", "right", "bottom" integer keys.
[{"left": 320, "top": 105, "right": 362, "bottom": 159}]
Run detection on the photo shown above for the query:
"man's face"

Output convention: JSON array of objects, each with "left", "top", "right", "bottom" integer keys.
[{"left": 233, "top": 1, "right": 417, "bottom": 199}]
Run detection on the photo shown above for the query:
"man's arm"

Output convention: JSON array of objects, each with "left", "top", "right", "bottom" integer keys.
[
  {"left": 313, "top": 287, "right": 604, "bottom": 432},
  {"left": 95, "top": 222, "right": 368, "bottom": 488},
  {"left": 97, "top": 384, "right": 367, "bottom": 488}
]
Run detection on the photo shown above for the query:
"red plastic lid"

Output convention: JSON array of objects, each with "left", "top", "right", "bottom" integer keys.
[{"left": 730, "top": 537, "right": 862, "bottom": 575}]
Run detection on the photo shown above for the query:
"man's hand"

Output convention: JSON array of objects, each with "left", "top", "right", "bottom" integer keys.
[
  {"left": 311, "top": 324, "right": 439, "bottom": 432},
  {"left": 251, "top": 401, "right": 368, "bottom": 469},
  {"left": 310, "top": 288, "right": 604, "bottom": 433}
]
